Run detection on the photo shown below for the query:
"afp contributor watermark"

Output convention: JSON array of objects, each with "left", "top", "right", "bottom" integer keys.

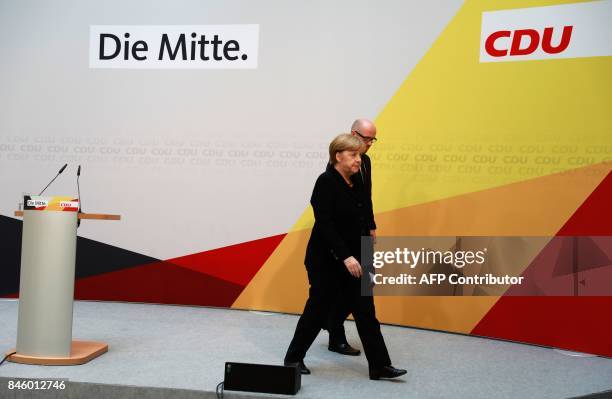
[{"left": 359, "top": 236, "right": 581, "bottom": 296}]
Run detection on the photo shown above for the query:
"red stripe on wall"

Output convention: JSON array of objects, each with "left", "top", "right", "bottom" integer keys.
[
  {"left": 73, "top": 233, "right": 287, "bottom": 306},
  {"left": 165, "top": 233, "right": 286, "bottom": 286},
  {"left": 471, "top": 170, "right": 612, "bottom": 356},
  {"left": 74, "top": 261, "right": 244, "bottom": 307}
]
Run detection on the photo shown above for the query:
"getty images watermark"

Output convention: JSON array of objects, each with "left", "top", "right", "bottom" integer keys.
[
  {"left": 360, "top": 236, "right": 612, "bottom": 296},
  {"left": 370, "top": 246, "right": 524, "bottom": 286}
]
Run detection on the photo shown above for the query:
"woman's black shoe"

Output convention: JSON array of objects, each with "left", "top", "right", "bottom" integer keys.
[{"left": 369, "top": 365, "right": 407, "bottom": 380}]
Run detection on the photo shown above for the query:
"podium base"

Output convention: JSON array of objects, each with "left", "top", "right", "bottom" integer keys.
[{"left": 6, "top": 341, "right": 108, "bottom": 365}]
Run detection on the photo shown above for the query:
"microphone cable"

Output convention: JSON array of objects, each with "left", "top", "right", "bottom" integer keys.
[
  {"left": 0, "top": 351, "right": 16, "bottom": 367},
  {"left": 215, "top": 381, "right": 224, "bottom": 398}
]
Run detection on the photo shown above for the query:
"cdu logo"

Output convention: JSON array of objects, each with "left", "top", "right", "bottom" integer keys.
[
  {"left": 484, "top": 26, "right": 573, "bottom": 57},
  {"left": 480, "top": 1, "right": 612, "bottom": 63}
]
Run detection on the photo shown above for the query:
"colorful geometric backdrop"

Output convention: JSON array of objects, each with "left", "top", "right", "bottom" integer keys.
[{"left": 1, "top": 0, "right": 611, "bottom": 357}]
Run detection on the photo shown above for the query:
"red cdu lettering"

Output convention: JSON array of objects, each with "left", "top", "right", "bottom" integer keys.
[
  {"left": 485, "top": 26, "right": 573, "bottom": 58},
  {"left": 510, "top": 29, "right": 540, "bottom": 56},
  {"left": 541, "top": 25, "right": 573, "bottom": 54},
  {"left": 485, "top": 30, "right": 511, "bottom": 57}
]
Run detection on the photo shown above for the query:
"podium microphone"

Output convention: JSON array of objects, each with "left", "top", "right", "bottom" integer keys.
[
  {"left": 77, "top": 165, "right": 82, "bottom": 228},
  {"left": 77, "top": 165, "right": 82, "bottom": 210},
  {"left": 38, "top": 163, "right": 68, "bottom": 196}
]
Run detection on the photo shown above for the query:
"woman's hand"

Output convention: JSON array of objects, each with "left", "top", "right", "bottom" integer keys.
[{"left": 343, "top": 256, "right": 362, "bottom": 278}]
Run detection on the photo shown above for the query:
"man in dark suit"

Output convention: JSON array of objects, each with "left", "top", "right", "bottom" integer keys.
[{"left": 327, "top": 118, "right": 378, "bottom": 356}]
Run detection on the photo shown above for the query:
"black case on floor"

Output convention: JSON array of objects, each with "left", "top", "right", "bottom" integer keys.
[{"left": 224, "top": 362, "right": 301, "bottom": 395}]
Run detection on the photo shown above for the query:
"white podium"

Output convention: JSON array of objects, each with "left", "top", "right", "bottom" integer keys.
[{"left": 7, "top": 195, "right": 120, "bottom": 365}]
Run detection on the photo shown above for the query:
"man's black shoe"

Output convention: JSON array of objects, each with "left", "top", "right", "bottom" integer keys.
[
  {"left": 369, "top": 365, "right": 407, "bottom": 380},
  {"left": 328, "top": 342, "right": 361, "bottom": 356},
  {"left": 284, "top": 360, "right": 311, "bottom": 375}
]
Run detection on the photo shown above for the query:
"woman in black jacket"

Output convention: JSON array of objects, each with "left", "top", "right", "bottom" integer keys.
[{"left": 284, "top": 134, "right": 406, "bottom": 380}]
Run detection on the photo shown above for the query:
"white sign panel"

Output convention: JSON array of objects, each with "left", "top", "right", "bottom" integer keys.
[
  {"left": 480, "top": 0, "right": 612, "bottom": 62},
  {"left": 89, "top": 25, "right": 259, "bottom": 69}
]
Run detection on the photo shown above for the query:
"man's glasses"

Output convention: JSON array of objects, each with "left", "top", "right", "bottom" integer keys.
[{"left": 354, "top": 131, "right": 378, "bottom": 144}]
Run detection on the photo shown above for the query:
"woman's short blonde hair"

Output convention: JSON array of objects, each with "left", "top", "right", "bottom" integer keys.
[{"left": 329, "top": 134, "right": 362, "bottom": 165}]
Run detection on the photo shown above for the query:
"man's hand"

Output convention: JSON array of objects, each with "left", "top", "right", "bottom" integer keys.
[
  {"left": 370, "top": 229, "right": 377, "bottom": 244},
  {"left": 343, "top": 256, "right": 362, "bottom": 278}
]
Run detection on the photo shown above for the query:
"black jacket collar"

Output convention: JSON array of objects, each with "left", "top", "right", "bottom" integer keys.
[{"left": 325, "top": 163, "right": 362, "bottom": 201}]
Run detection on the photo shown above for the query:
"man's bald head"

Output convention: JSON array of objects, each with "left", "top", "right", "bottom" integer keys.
[{"left": 350, "top": 118, "right": 377, "bottom": 153}]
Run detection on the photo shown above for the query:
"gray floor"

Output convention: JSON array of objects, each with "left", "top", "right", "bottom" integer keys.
[{"left": 0, "top": 299, "right": 611, "bottom": 399}]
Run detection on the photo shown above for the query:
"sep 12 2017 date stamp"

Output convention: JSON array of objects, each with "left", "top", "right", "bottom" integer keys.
[{"left": 7, "top": 379, "right": 67, "bottom": 390}]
